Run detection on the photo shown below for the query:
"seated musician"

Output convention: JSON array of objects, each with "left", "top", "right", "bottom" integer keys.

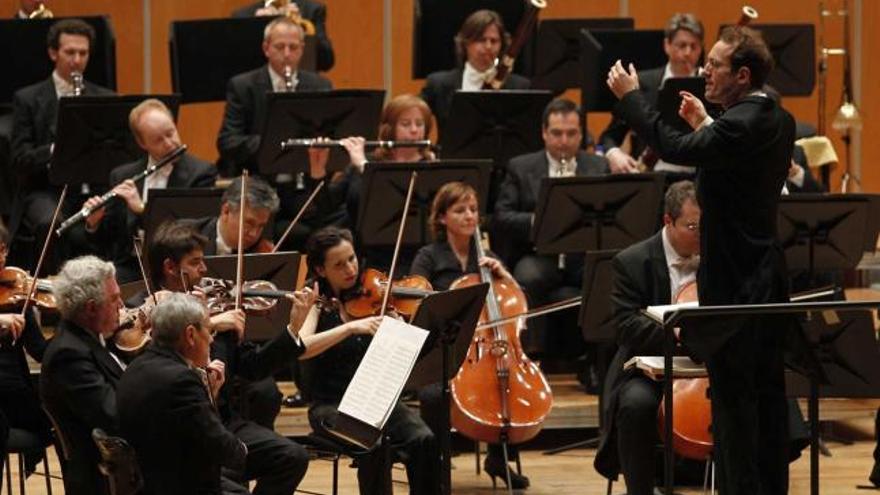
[
  {"left": 493, "top": 97, "right": 608, "bottom": 364},
  {"left": 0, "top": 218, "right": 52, "bottom": 476},
  {"left": 420, "top": 9, "right": 530, "bottom": 133},
  {"left": 10, "top": 19, "right": 113, "bottom": 272},
  {"left": 232, "top": 0, "right": 335, "bottom": 72},
  {"left": 70, "top": 98, "right": 216, "bottom": 282},
  {"left": 142, "top": 220, "right": 311, "bottom": 493},
  {"left": 117, "top": 293, "right": 248, "bottom": 495},
  {"left": 301, "top": 226, "right": 441, "bottom": 495},
  {"left": 409, "top": 181, "right": 530, "bottom": 489},
  {"left": 39, "top": 255, "right": 125, "bottom": 495}
]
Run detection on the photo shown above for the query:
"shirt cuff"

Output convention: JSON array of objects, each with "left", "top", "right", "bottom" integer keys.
[
  {"left": 789, "top": 165, "right": 805, "bottom": 188},
  {"left": 697, "top": 115, "right": 714, "bottom": 129}
]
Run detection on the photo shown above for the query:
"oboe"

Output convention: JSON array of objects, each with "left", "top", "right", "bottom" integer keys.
[
  {"left": 280, "top": 138, "right": 432, "bottom": 151},
  {"left": 55, "top": 145, "right": 187, "bottom": 236}
]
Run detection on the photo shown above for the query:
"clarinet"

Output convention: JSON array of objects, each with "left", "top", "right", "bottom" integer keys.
[
  {"left": 55, "top": 145, "right": 187, "bottom": 236},
  {"left": 71, "top": 71, "right": 84, "bottom": 96}
]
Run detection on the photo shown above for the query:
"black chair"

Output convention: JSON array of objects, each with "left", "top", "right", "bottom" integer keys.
[
  {"left": 4, "top": 428, "right": 56, "bottom": 495},
  {"left": 91, "top": 428, "right": 143, "bottom": 495}
]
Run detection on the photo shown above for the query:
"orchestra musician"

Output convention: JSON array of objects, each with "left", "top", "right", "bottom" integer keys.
[
  {"left": 0, "top": 218, "right": 52, "bottom": 477},
  {"left": 117, "top": 293, "right": 247, "bottom": 495},
  {"left": 301, "top": 226, "right": 440, "bottom": 495},
  {"left": 232, "top": 0, "right": 335, "bottom": 72},
  {"left": 409, "top": 181, "right": 530, "bottom": 489},
  {"left": 69, "top": 98, "right": 216, "bottom": 282},
  {"left": 493, "top": 98, "right": 608, "bottom": 364},
  {"left": 607, "top": 25, "right": 796, "bottom": 494},
  {"left": 39, "top": 256, "right": 125, "bottom": 495},
  {"left": 420, "top": 9, "right": 530, "bottom": 133},
  {"left": 599, "top": 13, "right": 704, "bottom": 176},
  {"left": 10, "top": 19, "right": 113, "bottom": 272}
]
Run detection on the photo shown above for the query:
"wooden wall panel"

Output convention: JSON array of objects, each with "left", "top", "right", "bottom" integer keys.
[{"left": 859, "top": 0, "right": 878, "bottom": 195}]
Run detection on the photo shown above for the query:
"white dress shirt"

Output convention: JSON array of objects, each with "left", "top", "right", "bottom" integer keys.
[
  {"left": 461, "top": 62, "right": 495, "bottom": 91},
  {"left": 52, "top": 70, "right": 75, "bottom": 98},
  {"left": 142, "top": 155, "right": 174, "bottom": 203},
  {"left": 661, "top": 226, "right": 699, "bottom": 303},
  {"left": 268, "top": 66, "right": 298, "bottom": 93},
  {"left": 547, "top": 152, "right": 577, "bottom": 178}
]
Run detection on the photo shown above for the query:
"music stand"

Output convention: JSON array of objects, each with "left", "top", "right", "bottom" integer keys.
[
  {"left": 531, "top": 18, "right": 634, "bottom": 93},
  {"left": 777, "top": 194, "right": 870, "bottom": 284},
  {"left": 356, "top": 160, "right": 492, "bottom": 247},
  {"left": 579, "top": 29, "right": 666, "bottom": 112},
  {"left": 718, "top": 23, "right": 815, "bottom": 96},
  {"left": 531, "top": 173, "right": 665, "bottom": 254},
  {"left": 0, "top": 16, "right": 116, "bottom": 105},
  {"left": 659, "top": 299, "right": 880, "bottom": 495},
  {"left": 141, "top": 188, "right": 223, "bottom": 245},
  {"left": 48, "top": 94, "right": 182, "bottom": 187},
  {"left": 257, "top": 90, "right": 385, "bottom": 175},
  {"left": 407, "top": 283, "right": 488, "bottom": 495},
  {"left": 169, "top": 17, "right": 317, "bottom": 103},
  {"left": 202, "top": 251, "right": 304, "bottom": 341}
]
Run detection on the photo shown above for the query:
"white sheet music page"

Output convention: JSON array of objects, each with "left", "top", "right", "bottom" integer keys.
[
  {"left": 337, "top": 316, "right": 429, "bottom": 429},
  {"left": 644, "top": 300, "right": 699, "bottom": 324}
]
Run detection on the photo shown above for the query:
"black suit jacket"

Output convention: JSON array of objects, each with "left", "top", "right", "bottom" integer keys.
[
  {"left": 39, "top": 320, "right": 123, "bottom": 495},
  {"left": 67, "top": 153, "right": 217, "bottom": 279},
  {"left": 594, "top": 231, "right": 669, "bottom": 478},
  {"left": 232, "top": 0, "right": 335, "bottom": 71},
  {"left": 598, "top": 67, "right": 663, "bottom": 157},
  {"left": 492, "top": 149, "right": 609, "bottom": 265},
  {"left": 419, "top": 67, "right": 530, "bottom": 134},
  {"left": 217, "top": 65, "right": 332, "bottom": 173},
  {"left": 118, "top": 345, "right": 246, "bottom": 495}
]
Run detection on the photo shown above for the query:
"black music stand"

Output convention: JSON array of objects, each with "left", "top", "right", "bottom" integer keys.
[
  {"left": 718, "top": 23, "right": 815, "bottom": 96},
  {"left": 169, "top": 17, "right": 317, "bottom": 103},
  {"left": 202, "top": 251, "right": 304, "bottom": 341},
  {"left": 531, "top": 173, "right": 665, "bottom": 254},
  {"left": 777, "top": 194, "right": 871, "bottom": 285},
  {"left": 579, "top": 29, "right": 666, "bottom": 113},
  {"left": 356, "top": 160, "right": 492, "bottom": 247},
  {"left": 531, "top": 18, "right": 634, "bottom": 94},
  {"left": 141, "top": 188, "right": 223, "bottom": 245},
  {"left": 407, "top": 283, "right": 488, "bottom": 495},
  {"left": 659, "top": 299, "right": 880, "bottom": 495},
  {"left": 257, "top": 90, "right": 385, "bottom": 175},
  {"left": 0, "top": 16, "right": 116, "bottom": 105},
  {"left": 48, "top": 95, "right": 181, "bottom": 187}
]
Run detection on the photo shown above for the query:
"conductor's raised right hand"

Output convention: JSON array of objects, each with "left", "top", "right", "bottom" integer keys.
[{"left": 678, "top": 91, "right": 708, "bottom": 130}]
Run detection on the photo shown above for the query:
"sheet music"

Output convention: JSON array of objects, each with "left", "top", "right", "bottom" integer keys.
[
  {"left": 338, "top": 316, "right": 429, "bottom": 429},
  {"left": 644, "top": 300, "right": 699, "bottom": 324},
  {"left": 623, "top": 355, "right": 707, "bottom": 380}
]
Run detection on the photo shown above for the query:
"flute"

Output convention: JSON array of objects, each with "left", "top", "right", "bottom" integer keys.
[
  {"left": 280, "top": 138, "right": 433, "bottom": 151},
  {"left": 55, "top": 145, "right": 187, "bottom": 236}
]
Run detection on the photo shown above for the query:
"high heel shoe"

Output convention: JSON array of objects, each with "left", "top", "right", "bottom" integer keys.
[{"left": 484, "top": 454, "right": 530, "bottom": 490}]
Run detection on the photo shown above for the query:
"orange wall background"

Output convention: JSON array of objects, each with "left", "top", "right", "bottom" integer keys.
[{"left": 1, "top": 0, "right": 873, "bottom": 193}]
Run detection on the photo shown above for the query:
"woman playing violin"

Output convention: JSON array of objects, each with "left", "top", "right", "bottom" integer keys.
[
  {"left": 409, "top": 182, "right": 529, "bottom": 489},
  {"left": 300, "top": 226, "right": 441, "bottom": 495}
]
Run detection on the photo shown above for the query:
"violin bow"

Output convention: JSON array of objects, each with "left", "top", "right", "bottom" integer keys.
[
  {"left": 234, "top": 171, "right": 248, "bottom": 311},
  {"left": 132, "top": 235, "right": 157, "bottom": 305},
  {"left": 380, "top": 171, "right": 418, "bottom": 318},
  {"left": 272, "top": 180, "right": 325, "bottom": 253},
  {"left": 20, "top": 185, "right": 68, "bottom": 319}
]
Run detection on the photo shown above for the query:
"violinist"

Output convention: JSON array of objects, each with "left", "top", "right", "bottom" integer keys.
[
  {"left": 409, "top": 181, "right": 529, "bottom": 489},
  {"left": 142, "top": 220, "right": 311, "bottom": 494},
  {"left": 302, "top": 226, "right": 441, "bottom": 495},
  {"left": 68, "top": 98, "right": 216, "bottom": 282},
  {"left": 0, "top": 219, "right": 52, "bottom": 478},
  {"left": 420, "top": 9, "right": 530, "bottom": 134}
]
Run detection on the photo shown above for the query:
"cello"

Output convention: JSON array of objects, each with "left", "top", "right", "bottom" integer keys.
[{"left": 448, "top": 227, "right": 553, "bottom": 447}]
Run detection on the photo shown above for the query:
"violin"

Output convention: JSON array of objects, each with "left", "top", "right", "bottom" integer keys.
[
  {"left": 0, "top": 267, "right": 57, "bottom": 313},
  {"left": 196, "top": 277, "right": 282, "bottom": 317},
  {"left": 113, "top": 305, "right": 154, "bottom": 361},
  {"left": 342, "top": 267, "right": 433, "bottom": 320}
]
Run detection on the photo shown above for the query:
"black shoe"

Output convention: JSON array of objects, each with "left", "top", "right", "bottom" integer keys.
[
  {"left": 282, "top": 392, "right": 306, "bottom": 408},
  {"left": 870, "top": 462, "right": 880, "bottom": 487},
  {"left": 484, "top": 454, "right": 530, "bottom": 490}
]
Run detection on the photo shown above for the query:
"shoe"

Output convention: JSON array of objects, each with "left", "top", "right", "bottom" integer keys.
[
  {"left": 484, "top": 454, "right": 530, "bottom": 490},
  {"left": 282, "top": 392, "right": 306, "bottom": 408},
  {"left": 870, "top": 462, "right": 880, "bottom": 487}
]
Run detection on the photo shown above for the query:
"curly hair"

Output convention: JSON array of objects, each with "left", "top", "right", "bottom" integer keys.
[{"left": 54, "top": 256, "right": 116, "bottom": 319}]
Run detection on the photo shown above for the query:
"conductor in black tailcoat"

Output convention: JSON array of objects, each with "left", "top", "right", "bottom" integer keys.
[{"left": 608, "top": 26, "right": 796, "bottom": 494}]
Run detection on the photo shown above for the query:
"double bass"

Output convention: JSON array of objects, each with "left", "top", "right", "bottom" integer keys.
[{"left": 449, "top": 227, "right": 553, "bottom": 445}]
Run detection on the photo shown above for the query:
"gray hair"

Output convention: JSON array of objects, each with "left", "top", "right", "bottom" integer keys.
[
  {"left": 54, "top": 256, "right": 116, "bottom": 319},
  {"left": 222, "top": 175, "right": 280, "bottom": 214},
  {"left": 263, "top": 16, "right": 305, "bottom": 43},
  {"left": 150, "top": 293, "right": 208, "bottom": 349},
  {"left": 664, "top": 180, "right": 697, "bottom": 220}
]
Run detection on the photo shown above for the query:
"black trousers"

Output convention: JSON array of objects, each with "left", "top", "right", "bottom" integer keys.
[
  {"left": 705, "top": 322, "right": 789, "bottom": 495},
  {"left": 872, "top": 408, "right": 880, "bottom": 485},
  {"left": 616, "top": 374, "right": 663, "bottom": 495},
  {"left": 310, "top": 401, "right": 440, "bottom": 495},
  {"left": 222, "top": 418, "right": 309, "bottom": 495}
]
